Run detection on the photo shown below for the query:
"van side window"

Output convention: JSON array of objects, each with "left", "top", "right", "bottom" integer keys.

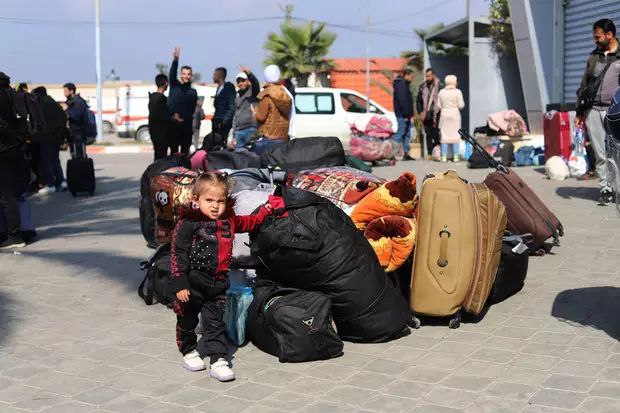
[
  {"left": 340, "top": 93, "right": 384, "bottom": 114},
  {"left": 295, "top": 93, "right": 335, "bottom": 114}
]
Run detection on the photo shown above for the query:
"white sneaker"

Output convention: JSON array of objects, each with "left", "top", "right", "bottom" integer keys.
[
  {"left": 209, "top": 358, "right": 235, "bottom": 382},
  {"left": 56, "top": 181, "right": 68, "bottom": 192},
  {"left": 37, "top": 186, "right": 55, "bottom": 195},
  {"left": 182, "top": 350, "right": 206, "bottom": 371}
]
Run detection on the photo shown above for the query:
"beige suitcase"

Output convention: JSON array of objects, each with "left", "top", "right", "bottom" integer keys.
[
  {"left": 462, "top": 183, "right": 507, "bottom": 315},
  {"left": 410, "top": 170, "right": 477, "bottom": 328}
]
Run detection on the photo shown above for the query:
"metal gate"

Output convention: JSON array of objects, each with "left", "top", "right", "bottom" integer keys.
[{"left": 563, "top": 0, "right": 620, "bottom": 102}]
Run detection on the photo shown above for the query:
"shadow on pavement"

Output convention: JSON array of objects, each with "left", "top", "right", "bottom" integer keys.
[
  {"left": 551, "top": 287, "right": 620, "bottom": 340},
  {"left": 0, "top": 290, "right": 19, "bottom": 347},
  {"left": 555, "top": 186, "right": 600, "bottom": 201}
]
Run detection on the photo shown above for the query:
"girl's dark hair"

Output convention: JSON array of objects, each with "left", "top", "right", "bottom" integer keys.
[{"left": 193, "top": 172, "right": 229, "bottom": 198}]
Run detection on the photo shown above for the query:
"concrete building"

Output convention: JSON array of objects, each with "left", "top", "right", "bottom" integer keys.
[
  {"left": 423, "top": 17, "right": 527, "bottom": 137},
  {"left": 509, "top": 0, "right": 620, "bottom": 133}
]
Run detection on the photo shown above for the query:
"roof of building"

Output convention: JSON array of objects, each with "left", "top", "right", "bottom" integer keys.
[{"left": 331, "top": 58, "right": 406, "bottom": 72}]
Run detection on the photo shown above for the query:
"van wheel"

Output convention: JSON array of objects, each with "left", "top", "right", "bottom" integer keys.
[
  {"left": 136, "top": 126, "right": 151, "bottom": 143},
  {"left": 102, "top": 121, "right": 114, "bottom": 134}
]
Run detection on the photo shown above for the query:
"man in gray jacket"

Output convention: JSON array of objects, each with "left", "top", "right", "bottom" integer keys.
[
  {"left": 575, "top": 19, "right": 620, "bottom": 206},
  {"left": 232, "top": 65, "right": 260, "bottom": 148}
]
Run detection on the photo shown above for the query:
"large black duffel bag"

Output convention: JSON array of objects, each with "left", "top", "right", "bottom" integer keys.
[
  {"left": 138, "top": 245, "right": 174, "bottom": 306},
  {"left": 259, "top": 136, "right": 346, "bottom": 173},
  {"left": 247, "top": 281, "right": 343, "bottom": 362},
  {"left": 139, "top": 155, "right": 190, "bottom": 248},
  {"left": 489, "top": 234, "right": 531, "bottom": 304},
  {"left": 251, "top": 187, "right": 410, "bottom": 343},
  {"left": 207, "top": 149, "right": 261, "bottom": 170}
]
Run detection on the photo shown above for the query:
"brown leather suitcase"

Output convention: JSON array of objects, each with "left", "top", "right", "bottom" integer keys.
[
  {"left": 462, "top": 183, "right": 507, "bottom": 315},
  {"left": 460, "top": 130, "right": 564, "bottom": 252},
  {"left": 410, "top": 170, "right": 477, "bottom": 328}
]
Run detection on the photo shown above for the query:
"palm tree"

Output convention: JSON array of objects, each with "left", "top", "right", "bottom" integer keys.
[{"left": 264, "top": 21, "right": 337, "bottom": 86}]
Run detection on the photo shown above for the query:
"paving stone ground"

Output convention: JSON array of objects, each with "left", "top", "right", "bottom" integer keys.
[{"left": 1, "top": 153, "right": 619, "bottom": 413}]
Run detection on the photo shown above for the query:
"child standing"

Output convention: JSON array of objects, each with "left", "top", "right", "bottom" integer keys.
[{"left": 169, "top": 172, "right": 271, "bottom": 381}]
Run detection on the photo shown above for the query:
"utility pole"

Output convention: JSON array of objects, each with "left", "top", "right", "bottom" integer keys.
[
  {"left": 365, "top": 0, "right": 370, "bottom": 111},
  {"left": 284, "top": 4, "right": 294, "bottom": 24},
  {"left": 95, "top": 0, "right": 103, "bottom": 142}
]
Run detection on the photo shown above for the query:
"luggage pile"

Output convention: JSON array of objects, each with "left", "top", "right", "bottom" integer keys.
[
  {"left": 349, "top": 115, "right": 397, "bottom": 166},
  {"left": 136, "top": 134, "right": 564, "bottom": 364}
]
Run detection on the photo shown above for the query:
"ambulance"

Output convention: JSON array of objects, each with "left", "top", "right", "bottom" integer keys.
[{"left": 116, "top": 84, "right": 217, "bottom": 142}]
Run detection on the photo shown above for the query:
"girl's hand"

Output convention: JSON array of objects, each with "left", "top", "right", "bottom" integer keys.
[
  {"left": 176, "top": 289, "right": 190, "bottom": 302},
  {"left": 264, "top": 203, "right": 273, "bottom": 214}
]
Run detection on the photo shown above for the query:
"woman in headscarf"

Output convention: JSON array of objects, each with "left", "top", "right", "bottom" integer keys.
[
  {"left": 250, "top": 65, "right": 292, "bottom": 155},
  {"left": 437, "top": 74, "right": 465, "bottom": 162}
]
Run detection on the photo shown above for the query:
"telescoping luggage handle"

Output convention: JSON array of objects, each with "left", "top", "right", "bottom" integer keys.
[{"left": 458, "top": 129, "right": 508, "bottom": 173}]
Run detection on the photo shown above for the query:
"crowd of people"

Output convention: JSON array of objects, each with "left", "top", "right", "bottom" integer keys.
[
  {"left": 0, "top": 73, "right": 94, "bottom": 249},
  {"left": 148, "top": 48, "right": 295, "bottom": 160}
]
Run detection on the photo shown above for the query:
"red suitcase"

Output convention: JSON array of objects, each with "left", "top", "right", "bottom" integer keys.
[{"left": 543, "top": 111, "right": 572, "bottom": 160}]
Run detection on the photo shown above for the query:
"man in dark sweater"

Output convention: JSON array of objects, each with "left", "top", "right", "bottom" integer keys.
[
  {"left": 32, "top": 86, "right": 68, "bottom": 193},
  {"left": 212, "top": 67, "right": 236, "bottom": 145},
  {"left": 393, "top": 69, "right": 415, "bottom": 161},
  {"left": 62, "top": 83, "right": 89, "bottom": 158},
  {"left": 149, "top": 74, "right": 180, "bottom": 160},
  {"left": 575, "top": 19, "right": 620, "bottom": 206},
  {"left": 0, "top": 72, "right": 26, "bottom": 249},
  {"left": 168, "top": 47, "right": 198, "bottom": 155}
]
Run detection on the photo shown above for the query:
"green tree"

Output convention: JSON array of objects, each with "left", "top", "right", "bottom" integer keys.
[
  {"left": 264, "top": 21, "right": 337, "bottom": 86},
  {"left": 488, "top": 0, "right": 515, "bottom": 55}
]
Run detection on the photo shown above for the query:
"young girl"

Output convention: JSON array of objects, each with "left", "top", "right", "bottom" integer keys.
[{"left": 169, "top": 172, "right": 271, "bottom": 381}]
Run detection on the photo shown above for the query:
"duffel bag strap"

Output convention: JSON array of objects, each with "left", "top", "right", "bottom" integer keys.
[{"left": 137, "top": 268, "right": 156, "bottom": 305}]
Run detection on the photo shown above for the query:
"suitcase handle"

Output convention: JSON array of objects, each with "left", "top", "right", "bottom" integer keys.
[
  {"left": 458, "top": 129, "right": 508, "bottom": 173},
  {"left": 437, "top": 229, "right": 450, "bottom": 268}
]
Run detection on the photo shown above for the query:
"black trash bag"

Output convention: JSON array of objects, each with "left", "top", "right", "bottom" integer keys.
[{"left": 251, "top": 187, "right": 410, "bottom": 343}]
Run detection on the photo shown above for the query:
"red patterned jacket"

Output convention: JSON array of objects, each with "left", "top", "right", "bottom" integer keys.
[{"left": 169, "top": 206, "right": 269, "bottom": 294}]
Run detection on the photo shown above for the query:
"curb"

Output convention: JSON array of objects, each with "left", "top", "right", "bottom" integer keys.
[{"left": 87, "top": 145, "right": 154, "bottom": 154}]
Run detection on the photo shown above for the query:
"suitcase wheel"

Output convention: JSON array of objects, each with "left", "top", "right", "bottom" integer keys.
[
  {"left": 448, "top": 312, "right": 462, "bottom": 329},
  {"left": 409, "top": 314, "right": 421, "bottom": 329}
]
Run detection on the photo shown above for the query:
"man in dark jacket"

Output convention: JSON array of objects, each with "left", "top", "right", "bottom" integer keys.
[
  {"left": 168, "top": 47, "right": 198, "bottom": 155},
  {"left": 0, "top": 72, "right": 25, "bottom": 248},
  {"left": 575, "top": 19, "right": 620, "bottom": 206},
  {"left": 232, "top": 65, "right": 259, "bottom": 148},
  {"left": 212, "top": 67, "right": 236, "bottom": 145},
  {"left": 416, "top": 68, "right": 442, "bottom": 158},
  {"left": 62, "top": 82, "right": 89, "bottom": 158},
  {"left": 32, "top": 87, "right": 68, "bottom": 194},
  {"left": 149, "top": 74, "right": 179, "bottom": 160},
  {"left": 393, "top": 69, "right": 415, "bottom": 161}
]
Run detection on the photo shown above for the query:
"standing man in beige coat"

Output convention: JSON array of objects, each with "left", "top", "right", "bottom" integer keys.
[{"left": 437, "top": 75, "right": 465, "bottom": 162}]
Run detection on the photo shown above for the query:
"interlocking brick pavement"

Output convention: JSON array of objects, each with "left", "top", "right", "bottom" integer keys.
[{"left": 1, "top": 153, "right": 619, "bottom": 412}]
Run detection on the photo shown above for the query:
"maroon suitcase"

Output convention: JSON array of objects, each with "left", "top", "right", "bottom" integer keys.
[
  {"left": 543, "top": 111, "right": 572, "bottom": 160},
  {"left": 460, "top": 130, "right": 564, "bottom": 253}
]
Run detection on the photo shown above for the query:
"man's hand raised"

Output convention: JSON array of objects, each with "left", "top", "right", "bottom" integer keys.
[{"left": 172, "top": 47, "right": 180, "bottom": 60}]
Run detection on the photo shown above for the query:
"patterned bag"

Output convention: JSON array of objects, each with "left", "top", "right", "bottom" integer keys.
[{"left": 151, "top": 167, "right": 198, "bottom": 245}]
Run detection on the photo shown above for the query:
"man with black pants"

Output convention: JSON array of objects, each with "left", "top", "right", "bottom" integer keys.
[
  {"left": 62, "top": 83, "right": 88, "bottom": 159},
  {"left": 416, "top": 68, "right": 441, "bottom": 158},
  {"left": 393, "top": 68, "right": 415, "bottom": 161},
  {"left": 32, "top": 86, "right": 68, "bottom": 194},
  {"left": 212, "top": 67, "right": 236, "bottom": 146},
  {"left": 149, "top": 74, "right": 181, "bottom": 160},
  {"left": 0, "top": 72, "right": 25, "bottom": 249},
  {"left": 575, "top": 19, "right": 620, "bottom": 206},
  {"left": 168, "top": 47, "right": 197, "bottom": 155}
]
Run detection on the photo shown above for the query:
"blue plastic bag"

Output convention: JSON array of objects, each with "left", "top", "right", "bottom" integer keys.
[
  {"left": 514, "top": 146, "right": 534, "bottom": 166},
  {"left": 225, "top": 272, "right": 254, "bottom": 346}
]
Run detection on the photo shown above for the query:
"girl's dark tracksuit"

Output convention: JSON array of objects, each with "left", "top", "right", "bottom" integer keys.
[{"left": 170, "top": 207, "right": 269, "bottom": 362}]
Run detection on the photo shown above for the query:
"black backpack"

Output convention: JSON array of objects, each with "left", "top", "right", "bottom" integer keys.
[
  {"left": 139, "top": 155, "right": 190, "bottom": 248},
  {"left": 13, "top": 91, "right": 46, "bottom": 141},
  {"left": 83, "top": 109, "right": 97, "bottom": 144},
  {"left": 138, "top": 245, "right": 174, "bottom": 306},
  {"left": 489, "top": 234, "right": 531, "bottom": 305},
  {"left": 247, "top": 281, "right": 343, "bottom": 362}
]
